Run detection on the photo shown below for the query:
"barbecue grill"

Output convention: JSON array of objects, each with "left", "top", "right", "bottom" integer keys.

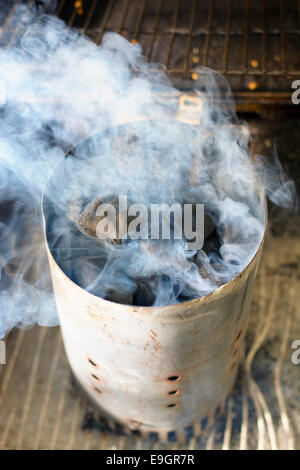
[
  {"left": 2, "top": 0, "right": 299, "bottom": 106},
  {"left": 0, "top": 0, "right": 299, "bottom": 451},
  {"left": 6, "top": 0, "right": 299, "bottom": 108}
]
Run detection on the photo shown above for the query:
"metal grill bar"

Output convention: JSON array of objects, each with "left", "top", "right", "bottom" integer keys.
[
  {"left": 167, "top": 69, "right": 300, "bottom": 75},
  {"left": 95, "top": 0, "right": 115, "bottom": 45},
  {"left": 6, "top": 0, "right": 35, "bottom": 49},
  {"left": 147, "top": 0, "right": 163, "bottom": 60},
  {"left": 1, "top": 0, "right": 53, "bottom": 49},
  {"left": 166, "top": 0, "right": 181, "bottom": 69},
  {"left": 262, "top": 0, "right": 267, "bottom": 73},
  {"left": 203, "top": 0, "right": 214, "bottom": 67},
  {"left": 0, "top": 0, "right": 21, "bottom": 41},
  {"left": 82, "top": 0, "right": 98, "bottom": 35},
  {"left": 99, "top": 28, "right": 300, "bottom": 37},
  {"left": 183, "top": 0, "right": 197, "bottom": 73},
  {"left": 242, "top": 0, "right": 249, "bottom": 72},
  {"left": 67, "top": 7, "right": 77, "bottom": 28},
  {"left": 117, "top": 0, "right": 131, "bottom": 35},
  {"left": 132, "top": 0, "right": 148, "bottom": 42},
  {"left": 56, "top": 0, "right": 66, "bottom": 17},
  {"left": 223, "top": 0, "right": 232, "bottom": 73},
  {"left": 280, "top": 0, "right": 287, "bottom": 73}
]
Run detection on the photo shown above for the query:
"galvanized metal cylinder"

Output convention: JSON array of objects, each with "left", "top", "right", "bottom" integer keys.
[{"left": 42, "top": 122, "right": 266, "bottom": 439}]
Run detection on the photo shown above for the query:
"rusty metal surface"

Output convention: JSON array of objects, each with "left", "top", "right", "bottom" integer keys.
[{"left": 0, "top": 235, "right": 299, "bottom": 449}]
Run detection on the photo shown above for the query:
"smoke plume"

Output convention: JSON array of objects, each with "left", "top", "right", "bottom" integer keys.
[{"left": 0, "top": 3, "right": 295, "bottom": 338}]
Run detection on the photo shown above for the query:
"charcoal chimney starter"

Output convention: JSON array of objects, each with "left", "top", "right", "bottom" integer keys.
[{"left": 41, "top": 116, "right": 267, "bottom": 440}]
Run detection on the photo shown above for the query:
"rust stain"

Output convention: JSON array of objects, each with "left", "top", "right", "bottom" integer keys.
[
  {"left": 150, "top": 330, "right": 161, "bottom": 355},
  {"left": 235, "top": 330, "right": 242, "bottom": 342},
  {"left": 191, "top": 329, "right": 201, "bottom": 336}
]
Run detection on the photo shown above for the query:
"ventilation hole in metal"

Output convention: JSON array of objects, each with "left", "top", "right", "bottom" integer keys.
[
  {"left": 168, "top": 431, "right": 177, "bottom": 442},
  {"left": 168, "top": 390, "right": 180, "bottom": 396},
  {"left": 167, "top": 403, "right": 177, "bottom": 408},
  {"left": 148, "top": 432, "right": 158, "bottom": 442},
  {"left": 167, "top": 375, "right": 181, "bottom": 381},
  {"left": 184, "top": 425, "right": 194, "bottom": 439},
  {"left": 201, "top": 417, "right": 208, "bottom": 430},
  {"left": 91, "top": 373, "right": 100, "bottom": 381},
  {"left": 93, "top": 386, "right": 102, "bottom": 394},
  {"left": 88, "top": 358, "right": 98, "bottom": 367}
]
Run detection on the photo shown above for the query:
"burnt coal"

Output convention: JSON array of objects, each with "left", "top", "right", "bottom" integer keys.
[
  {"left": 68, "top": 192, "right": 221, "bottom": 306},
  {"left": 77, "top": 195, "right": 136, "bottom": 244},
  {"left": 44, "top": 117, "right": 266, "bottom": 308}
]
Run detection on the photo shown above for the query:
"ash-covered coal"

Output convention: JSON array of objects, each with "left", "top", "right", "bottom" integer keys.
[
  {"left": 72, "top": 193, "right": 217, "bottom": 305},
  {"left": 77, "top": 195, "right": 214, "bottom": 244},
  {"left": 77, "top": 195, "right": 137, "bottom": 244},
  {"left": 45, "top": 119, "right": 264, "bottom": 307}
]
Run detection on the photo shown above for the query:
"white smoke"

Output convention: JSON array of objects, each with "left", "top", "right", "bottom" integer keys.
[{"left": 0, "top": 4, "right": 295, "bottom": 338}]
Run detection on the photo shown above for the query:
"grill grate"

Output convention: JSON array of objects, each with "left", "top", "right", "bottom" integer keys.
[
  {"left": 1, "top": 0, "right": 300, "bottom": 106},
  {"left": 54, "top": 0, "right": 300, "bottom": 106}
]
